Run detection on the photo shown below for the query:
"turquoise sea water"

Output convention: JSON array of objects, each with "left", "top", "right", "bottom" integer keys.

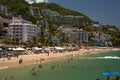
[{"left": 0, "top": 50, "right": 120, "bottom": 80}]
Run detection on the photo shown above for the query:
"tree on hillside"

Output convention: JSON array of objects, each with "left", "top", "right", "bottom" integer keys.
[{"left": 0, "top": 25, "right": 4, "bottom": 36}]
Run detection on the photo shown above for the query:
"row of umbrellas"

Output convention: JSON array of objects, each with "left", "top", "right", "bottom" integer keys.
[
  {"left": 32, "top": 47, "right": 65, "bottom": 50},
  {"left": 0, "top": 47, "right": 66, "bottom": 51},
  {"left": 8, "top": 47, "right": 25, "bottom": 51}
]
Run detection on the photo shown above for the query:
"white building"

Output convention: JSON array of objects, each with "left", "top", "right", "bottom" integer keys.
[
  {"left": 58, "top": 26, "right": 88, "bottom": 44},
  {"left": 41, "top": 9, "right": 60, "bottom": 17},
  {"left": 8, "top": 16, "right": 39, "bottom": 43},
  {"left": 25, "top": 0, "right": 48, "bottom": 4},
  {"left": 29, "top": 6, "right": 40, "bottom": 16}
]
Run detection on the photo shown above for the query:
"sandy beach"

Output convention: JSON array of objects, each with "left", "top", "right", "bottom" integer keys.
[{"left": 0, "top": 48, "right": 119, "bottom": 68}]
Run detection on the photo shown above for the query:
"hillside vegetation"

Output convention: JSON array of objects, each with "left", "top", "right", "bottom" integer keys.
[
  {"left": 0, "top": 0, "right": 91, "bottom": 23},
  {"left": 32, "top": 3, "right": 91, "bottom": 22}
]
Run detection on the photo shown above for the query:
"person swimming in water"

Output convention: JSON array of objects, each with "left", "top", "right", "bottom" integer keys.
[
  {"left": 31, "top": 67, "right": 37, "bottom": 76},
  {"left": 51, "top": 65, "right": 55, "bottom": 70},
  {"left": 38, "top": 64, "right": 43, "bottom": 69}
]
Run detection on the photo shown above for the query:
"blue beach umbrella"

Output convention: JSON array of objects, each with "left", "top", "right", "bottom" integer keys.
[
  {"left": 112, "top": 72, "right": 120, "bottom": 75},
  {"left": 102, "top": 72, "right": 120, "bottom": 76},
  {"left": 102, "top": 72, "right": 111, "bottom": 76}
]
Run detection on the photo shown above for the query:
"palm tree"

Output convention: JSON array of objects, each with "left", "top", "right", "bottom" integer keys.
[
  {"left": 0, "top": 25, "right": 4, "bottom": 36},
  {"left": 0, "top": 25, "right": 3, "bottom": 30}
]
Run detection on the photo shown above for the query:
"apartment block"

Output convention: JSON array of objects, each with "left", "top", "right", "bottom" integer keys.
[{"left": 7, "top": 16, "right": 39, "bottom": 43}]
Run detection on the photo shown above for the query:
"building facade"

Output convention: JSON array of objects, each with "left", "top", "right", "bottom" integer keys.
[
  {"left": 30, "top": 6, "right": 40, "bottom": 16},
  {"left": 41, "top": 9, "right": 60, "bottom": 17},
  {"left": 56, "top": 15, "right": 85, "bottom": 25},
  {"left": 7, "top": 16, "right": 39, "bottom": 43},
  {"left": 0, "top": 5, "right": 8, "bottom": 15},
  {"left": 91, "top": 31, "right": 111, "bottom": 46},
  {"left": 0, "top": 5, "right": 14, "bottom": 17},
  {"left": 58, "top": 26, "right": 88, "bottom": 44}
]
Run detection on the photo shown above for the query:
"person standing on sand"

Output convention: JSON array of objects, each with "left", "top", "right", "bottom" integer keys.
[
  {"left": 35, "top": 60, "right": 38, "bottom": 64},
  {"left": 19, "top": 59, "right": 23, "bottom": 64}
]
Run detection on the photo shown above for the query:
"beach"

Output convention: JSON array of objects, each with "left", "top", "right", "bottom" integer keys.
[{"left": 0, "top": 47, "right": 119, "bottom": 68}]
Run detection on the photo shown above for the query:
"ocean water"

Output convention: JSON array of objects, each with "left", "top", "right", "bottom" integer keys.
[{"left": 0, "top": 50, "right": 120, "bottom": 80}]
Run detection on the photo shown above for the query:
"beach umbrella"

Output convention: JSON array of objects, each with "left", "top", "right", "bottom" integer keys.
[
  {"left": 102, "top": 72, "right": 120, "bottom": 76},
  {"left": 26, "top": 47, "right": 31, "bottom": 50},
  {"left": 44, "top": 48, "right": 51, "bottom": 51},
  {"left": 34, "top": 47, "right": 42, "bottom": 50},
  {"left": 13, "top": 47, "right": 25, "bottom": 51},
  {"left": 0, "top": 48, "right": 2, "bottom": 50},
  {"left": 12, "top": 48, "right": 16, "bottom": 51},
  {"left": 55, "top": 47, "right": 65, "bottom": 50},
  {"left": 32, "top": 47, "right": 42, "bottom": 50},
  {"left": 102, "top": 72, "right": 111, "bottom": 76},
  {"left": 7, "top": 53, "right": 13, "bottom": 56},
  {"left": 8, "top": 48, "right": 12, "bottom": 50}
]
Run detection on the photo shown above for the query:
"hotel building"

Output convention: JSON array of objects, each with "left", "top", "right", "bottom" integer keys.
[
  {"left": 7, "top": 16, "right": 39, "bottom": 43},
  {"left": 58, "top": 26, "right": 88, "bottom": 44}
]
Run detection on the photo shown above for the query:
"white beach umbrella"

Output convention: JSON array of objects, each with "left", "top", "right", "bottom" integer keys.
[
  {"left": 0, "top": 48, "right": 2, "bottom": 50},
  {"left": 34, "top": 47, "right": 42, "bottom": 50},
  {"left": 44, "top": 48, "right": 51, "bottom": 51},
  {"left": 55, "top": 47, "right": 65, "bottom": 50},
  {"left": 13, "top": 47, "right": 25, "bottom": 51},
  {"left": 12, "top": 48, "right": 17, "bottom": 51},
  {"left": 8, "top": 48, "right": 12, "bottom": 50},
  {"left": 26, "top": 47, "right": 31, "bottom": 50}
]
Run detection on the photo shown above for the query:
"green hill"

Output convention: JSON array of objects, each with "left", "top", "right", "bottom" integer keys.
[
  {"left": 32, "top": 3, "right": 91, "bottom": 22},
  {"left": 0, "top": 0, "right": 92, "bottom": 23},
  {"left": 0, "top": 0, "right": 37, "bottom": 23}
]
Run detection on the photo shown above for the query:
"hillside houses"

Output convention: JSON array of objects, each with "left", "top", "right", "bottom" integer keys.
[
  {"left": 41, "top": 9, "right": 85, "bottom": 25},
  {"left": 0, "top": 5, "right": 14, "bottom": 18},
  {"left": 0, "top": 4, "right": 113, "bottom": 47},
  {"left": 29, "top": 6, "right": 40, "bottom": 16},
  {"left": 0, "top": 16, "right": 11, "bottom": 24}
]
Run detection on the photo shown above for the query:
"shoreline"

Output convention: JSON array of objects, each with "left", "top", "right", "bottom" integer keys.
[{"left": 0, "top": 48, "right": 119, "bottom": 69}]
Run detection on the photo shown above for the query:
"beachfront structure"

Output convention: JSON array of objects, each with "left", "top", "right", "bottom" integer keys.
[
  {"left": 7, "top": 16, "right": 39, "bottom": 43},
  {"left": 92, "top": 32, "right": 111, "bottom": 42},
  {"left": 58, "top": 26, "right": 88, "bottom": 44},
  {"left": 92, "top": 31, "right": 111, "bottom": 46},
  {"left": 41, "top": 9, "right": 60, "bottom": 17},
  {"left": 99, "top": 32, "right": 111, "bottom": 41},
  {"left": 78, "top": 31, "right": 89, "bottom": 43}
]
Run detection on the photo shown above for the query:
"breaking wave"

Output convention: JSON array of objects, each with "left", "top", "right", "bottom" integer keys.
[{"left": 79, "top": 56, "right": 120, "bottom": 59}]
